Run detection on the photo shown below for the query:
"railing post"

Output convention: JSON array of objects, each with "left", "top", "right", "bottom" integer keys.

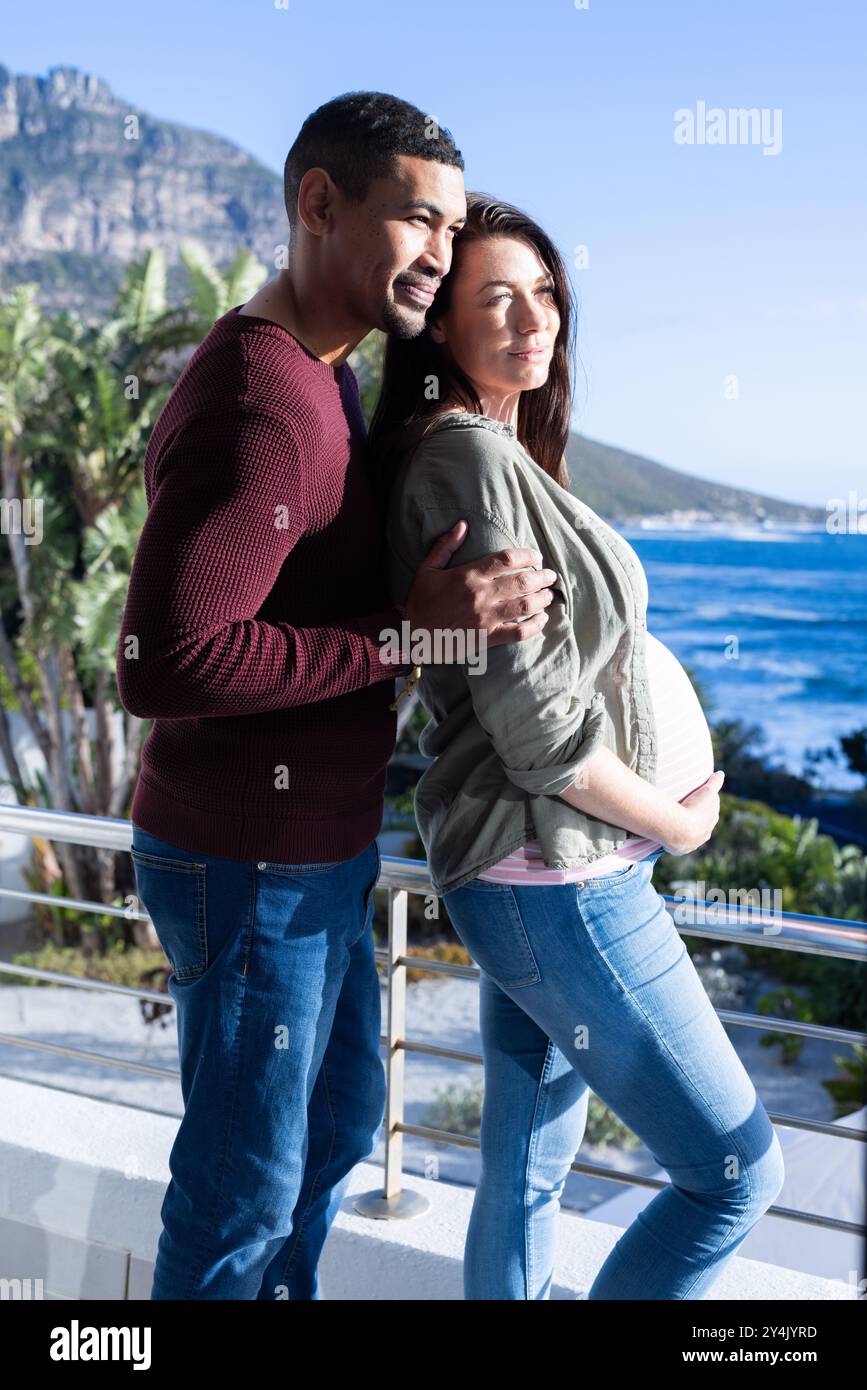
[
  {"left": 384, "top": 885, "right": 407, "bottom": 1199},
  {"left": 353, "top": 884, "right": 430, "bottom": 1220}
]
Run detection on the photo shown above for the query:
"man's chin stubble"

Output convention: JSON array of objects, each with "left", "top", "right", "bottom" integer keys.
[{"left": 380, "top": 300, "right": 428, "bottom": 340}]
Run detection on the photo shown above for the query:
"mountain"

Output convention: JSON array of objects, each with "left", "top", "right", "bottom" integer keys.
[
  {"left": 0, "top": 64, "right": 825, "bottom": 527},
  {"left": 0, "top": 63, "right": 284, "bottom": 316},
  {"left": 566, "top": 434, "right": 825, "bottom": 527}
]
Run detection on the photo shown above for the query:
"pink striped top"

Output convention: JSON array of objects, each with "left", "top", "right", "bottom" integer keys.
[{"left": 476, "top": 525, "right": 714, "bottom": 884}]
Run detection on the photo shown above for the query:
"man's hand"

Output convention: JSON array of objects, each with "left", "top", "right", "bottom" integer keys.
[{"left": 403, "top": 520, "right": 558, "bottom": 649}]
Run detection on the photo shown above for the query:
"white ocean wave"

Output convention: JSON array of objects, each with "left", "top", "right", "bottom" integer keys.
[{"left": 690, "top": 602, "right": 827, "bottom": 623}]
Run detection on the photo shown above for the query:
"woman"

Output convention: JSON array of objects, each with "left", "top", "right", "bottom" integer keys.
[{"left": 373, "top": 193, "right": 784, "bottom": 1300}]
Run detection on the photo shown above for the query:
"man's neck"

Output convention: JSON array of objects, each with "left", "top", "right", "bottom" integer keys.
[{"left": 238, "top": 269, "right": 367, "bottom": 369}]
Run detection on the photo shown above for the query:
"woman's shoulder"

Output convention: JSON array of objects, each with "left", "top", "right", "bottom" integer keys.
[{"left": 392, "top": 412, "right": 523, "bottom": 503}]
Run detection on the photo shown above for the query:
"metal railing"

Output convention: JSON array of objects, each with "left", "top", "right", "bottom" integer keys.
[{"left": 0, "top": 803, "right": 865, "bottom": 1237}]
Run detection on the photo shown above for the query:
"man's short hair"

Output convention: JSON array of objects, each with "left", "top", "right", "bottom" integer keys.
[{"left": 283, "top": 91, "right": 464, "bottom": 226}]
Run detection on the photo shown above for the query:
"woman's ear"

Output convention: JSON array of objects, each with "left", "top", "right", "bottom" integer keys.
[{"left": 428, "top": 318, "right": 446, "bottom": 345}]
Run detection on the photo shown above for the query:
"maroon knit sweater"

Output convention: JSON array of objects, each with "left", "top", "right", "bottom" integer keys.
[{"left": 117, "top": 306, "right": 411, "bottom": 863}]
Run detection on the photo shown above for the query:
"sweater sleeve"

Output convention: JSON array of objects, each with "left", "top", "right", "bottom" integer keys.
[
  {"left": 116, "top": 407, "right": 409, "bottom": 719},
  {"left": 411, "top": 429, "right": 608, "bottom": 796}
]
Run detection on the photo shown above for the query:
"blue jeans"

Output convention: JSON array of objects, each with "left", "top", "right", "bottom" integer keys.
[
  {"left": 130, "top": 825, "right": 385, "bottom": 1299},
  {"left": 442, "top": 849, "right": 785, "bottom": 1300}
]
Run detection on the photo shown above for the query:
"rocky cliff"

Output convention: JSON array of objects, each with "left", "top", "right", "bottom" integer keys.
[{"left": 0, "top": 64, "right": 284, "bottom": 316}]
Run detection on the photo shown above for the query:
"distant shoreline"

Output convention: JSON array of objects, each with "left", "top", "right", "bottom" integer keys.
[{"left": 614, "top": 519, "right": 853, "bottom": 535}]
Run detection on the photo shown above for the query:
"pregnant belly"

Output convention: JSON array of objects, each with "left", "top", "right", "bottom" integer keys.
[
  {"left": 476, "top": 630, "right": 716, "bottom": 882},
  {"left": 644, "top": 630, "right": 715, "bottom": 799}
]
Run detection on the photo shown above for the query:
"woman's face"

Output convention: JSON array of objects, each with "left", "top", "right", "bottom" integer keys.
[{"left": 429, "top": 235, "right": 560, "bottom": 407}]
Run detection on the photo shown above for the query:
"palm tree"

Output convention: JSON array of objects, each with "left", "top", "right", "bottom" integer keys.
[
  {"left": 0, "top": 279, "right": 88, "bottom": 902},
  {"left": 348, "top": 328, "right": 386, "bottom": 422},
  {"left": 0, "top": 242, "right": 269, "bottom": 944}
]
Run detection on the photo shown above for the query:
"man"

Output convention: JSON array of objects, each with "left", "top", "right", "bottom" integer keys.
[{"left": 117, "top": 90, "right": 557, "bottom": 1300}]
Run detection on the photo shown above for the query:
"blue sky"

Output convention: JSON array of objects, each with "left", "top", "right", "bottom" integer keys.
[{"left": 4, "top": 0, "right": 864, "bottom": 507}]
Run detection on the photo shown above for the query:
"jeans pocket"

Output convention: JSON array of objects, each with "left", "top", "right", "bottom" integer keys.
[
  {"left": 367, "top": 841, "right": 381, "bottom": 913},
  {"left": 580, "top": 859, "right": 640, "bottom": 890},
  {"left": 255, "top": 858, "right": 342, "bottom": 875},
  {"left": 352, "top": 841, "right": 381, "bottom": 948},
  {"left": 444, "top": 883, "right": 541, "bottom": 990},
  {"left": 131, "top": 848, "right": 208, "bottom": 982}
]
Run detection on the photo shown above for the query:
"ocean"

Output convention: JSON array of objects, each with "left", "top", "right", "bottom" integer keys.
[{"left": 622, "top": 527, "right": 867, "bottom": 790}]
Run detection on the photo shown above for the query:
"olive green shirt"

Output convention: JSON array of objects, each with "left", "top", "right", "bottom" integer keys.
[{"left": 385, "top": 411, "right": 658, "bottom": 895}]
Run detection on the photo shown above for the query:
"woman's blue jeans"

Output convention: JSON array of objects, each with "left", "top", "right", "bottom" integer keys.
[
  {"left": 442, "top": 849, "right": 785, "bottom": 1300},
  {"left": 130, "top": 825, "right": 386, "bottom": 1300}
]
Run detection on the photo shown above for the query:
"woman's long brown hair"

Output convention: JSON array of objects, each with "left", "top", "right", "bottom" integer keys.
[{"left": 368, "top": 190, "right": 576, "bottom": 509}]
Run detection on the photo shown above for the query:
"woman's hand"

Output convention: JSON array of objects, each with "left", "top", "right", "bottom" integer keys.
[
  {"left": 663, "top": 771, "right": 726, "bottom": 855},
  {"left": 560, "top": 750, "right": 725, "bottom": 853}
]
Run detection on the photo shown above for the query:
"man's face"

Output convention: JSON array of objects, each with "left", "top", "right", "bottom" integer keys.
[{"left": 326, "top": 154, "right": 467, "bottom": 338}]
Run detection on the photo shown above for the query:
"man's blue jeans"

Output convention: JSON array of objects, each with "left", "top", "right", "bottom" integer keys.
[
  {"left": 131, "top": 825, "right": 386, "bottom": 1299},
  {"left": 442, "top": 849, "right": 786, "bottom": 1300}
]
